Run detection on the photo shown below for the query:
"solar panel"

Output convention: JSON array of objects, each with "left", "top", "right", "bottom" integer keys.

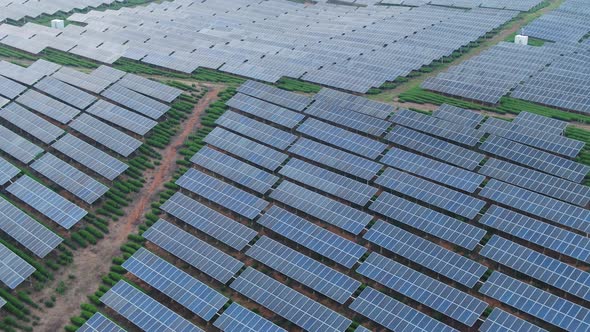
[
  {"left": 226, "top": 93, "right": 305, "bottom": 129},
  {"left": 386, "top": 126, "right": 484, "bottom": 170},
  {"left": 0, "top": 243, "right": 35, "bottom": 289},
  {"left": 479, "top": 205, "right": 590, "bottom": 263},
  {"left": 237, "top": 80, "right": 311, "bottom": 111},
  {"left": 513, "top": 112, "right": 567, "bottom": 135},
  {"left": 0, "top": 196, "right": 62, "bottom": 258},
  {"left": 481, "top": 235, "right": 590, "bottom": 302},
  {"left": 216, "top": 111, "right": 297, "bottom": 150},
  {"left": 304, "top": 100, "right": 391, "bottom": 136},
  {"left": 288, "top": 138, "right": 382, "bottom": 181},
  {"left": 69, "top": 114, "right": 142, "bottom": 157},
  {"left": 279, "top": 158, "right": 377, "bottom": 206},
  {"left": 380, "top": 149, "right": 484, "bottom": 193},
  {"left": 479, "top": 179, "right": 590, "bottom": 234},
  {"left": 51, "top": 67, "right": 112, "bottom": 94},
  {"left": 176, "top": 168, "right": 269, "bottom": 220},
  {"left": 90, "top": 66, "right": 126, "bottom": 84},
  {"left": 31, "top": 153, "right": 108, "bottom": 204},
  {"left": 122, "top": 248, "right": 228, "bottom": 320},
  {"left": 85, "top": 99, "right": 157, "bottom": 136},
  {"left": 432, "top": 104, "right": 484, "bottom": 128},
  {"left": 0, "top": 75, "right": 27, "bottom": 99},
  {"left": 376, "top": 168, "right": 486, "bottom": 219},
  {"left": 297, "top": 118, "right": 387, "bottom": 159},
  {"left": 391, "top": 109, "right": 484, "bottom": 146},
  {"left": 34, "top": 76, "right": 97, "bottom": 109},
  {"left": 0, "top": 156, "right": 19, "bottom": 185},
  {"left": 205, "top": 127, "right": 288, "bottom": 171},
  {"left": 52, "top": 134, "right": 128, "bottom": 181},
  {"left": 349, "top": 287, "right": 458, "bottom": 332},
  {"left": 160, "top": 192, "right": 257, "bottom": 250},
  {"left": 480, "top": 272, "right": 590, "bottom": 332},
  {"left": 77, "top": 313, "right": 126, "bottom": 332},
  {"left": 370, "top": 191, "right": 486, "bottom": 249},
  {"left": 15, "top": 90, "right": 80, "bottom": 124},
  {"left": 0, "top": 297, "right": 5, "bottom": 309},
  {"left": 270, "top": 181, "right": 372, "bottom": 235},
  {"left": 101, "top": 83, "right": 170, "bottom": 120},
  {"left": 0, "top": 102, "right": 64, "bottom": 144},
  {"left": 213, "top": 302, "right": 286, "bottom": 332},
  {"left": 0, "top": 124, "right": 43, "bottom": 164},
  {"left": 230, "top": 267, "right": 352, "bottom": 332},
  {"left": 7, "top": 175, "right": 87, "bottom": 230},
  {"left": 480, "top": 308, "right": 547, "bottom": 332},
  {"left": 246, "top": 236, "right": 361, "bottom": 304},
  {"left": 0, "top": 60, "right": 46, "bottom": 85},
  {"left": 257, "top": 206, "right": 366, "bottom": 268},
  {"left": 479, "top": 158, "right": 589, "bottom": 207},
  {"left": 480, "top": 136, "right": 589, "bottom": 183},
  {"left": 358, "top": 252, "right": 488, "bottom": 326},
  {"left": 143, "top": 219, "right": 244, "bottom": 283},
  {"left": 313, "top": 88, "right": 394, "bottom": 120},
  {"left": 364, "top": 221, "right": 487, "bottom": 287},
  {"left": 118, "top": 74, "right": 182, "bottom": 103},
  {"left": 100, "top": 281, "right": 203, "bottom": 332}
]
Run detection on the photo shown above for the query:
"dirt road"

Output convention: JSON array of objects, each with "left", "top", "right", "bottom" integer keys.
[{"left": 29, "top": 87, "right": 221, "bottom": 332}]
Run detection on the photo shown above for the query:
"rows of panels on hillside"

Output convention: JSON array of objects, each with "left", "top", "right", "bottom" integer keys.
[
  {"left": 122, "top": 248, "right": 228, "bottom": 321},
  {"left": 117, "top": 74, "right": 182, "bottom": 103},
  {"left": 51, "top": 134, "right": 128, "bottom": 181},
  {"left": 237, "top": 80, "right": 311, "bottom": 112},
  {"left": 0, "top": 156, "right": 19, "bottom": 185},
  {"left": 85, "top": 99, "right": 157, "bottom": 136},
  {"left": 77, "top": 313, "right": 126, "bottom": 332},
  {"left": 15, "top": 90, "right": 80, "bottom": 124},
  {"left": 0, "top": 75, "right": 26, "bottom": 99},
  {"left": 213, "top": 302, "right": 286, "bottom": 332},
  {"left": 480, "top": 235, "right": 590, "bottom": 301},
  {"left": 31, "top": 153, "right": 108, "bottom": 204},
  {"left": 216, "top": 111, "right": 297, "bottom": 150},
  {"left": 246, "top": 236, "right": 361, "bottom": 304},
  {"left": 358, "top": 252, "right": 488, "bottom": 326},
  {"left": 7, "top": 175, "right": 87, "bottom": 229},
  {"left": 513, "top": 112, "right": 568, "bottom": 135},
  {"left": 176, "top": 168, "right": 269, "bottom": 220},
  {"left": 230, "top": 267, "right": 351, "bottom": 332},
  {"left": 34, "top": 76, "right": 96, "bottom": 109},
  {"left": 51, "top": 67, "right": 112, "bottom": 94},
  {"left": 0, "top": 196, "right": 62, "bottom": 258},
  {"left": 0, "top": 102, "right": 64, "bottom": 144},
  {"left": 0, "top": 124, "right": 43, "bottom": 164},
  {"left": 69, "top": 114, "right": 142, "bottom": 157},
  {"left": 432, "top": 104, "right": 484, "bottom": 128},
  {"left": 100, "top": 281, "right": 203, "bottom": 332},
  {"left": 101, "top": 83, "right": 170, "bottom": 120},
  {"left": 304, "top": 100, "right": 391, "bottom": 136},
  {"left": 160, "top": 192, "right": 257, "bottom": 251},
  {"left": 480, "top": 272, "right": 590, "bottom": 332},
  {"left": 270, "top": 180, "right": 373, "bottom": 235},
  {"left": 225, "top": 93, "right": 305, "bottom": 129},
  {"left": 479, "top": 205, "right": 590, "bottom": 263},
  {"left": 313, "top": 88, "right": 394, "bottom": 120},
  {"left": 143, "top": 219, "right": 243, "bottom": 284},
  {"left": 0, "top": 60, "right": 48, "bottom": 86},
  {"left": 257, "top": 206, "right": 367, "bottom": 268},
  {"left": 0, "top": 243, "right": 35, "bottom": 289},
  {"left": 479, "top": 308, "right": 546, "bottom": 332}
]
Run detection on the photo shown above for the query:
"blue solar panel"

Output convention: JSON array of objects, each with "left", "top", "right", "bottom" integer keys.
[
  {"left": 226, "top": 93, "right": 304, "bottom": 129},
  {"left": 35, "top": 76, "right": 96, "bottom": 109},
  {"left": 376, "top": 168, "right": 486, "bottom": 219},
  {"left": 246, "top": 236, "right": 360, "bottom": 303},
  {"left": 433, "top": 104, "right": 484, "bottom": 128},
  {"left": 190, "top": 146, "right": 278, "bottom": 194},
  {"left": 480, "top": 272, "right": 590, "bottom": 332},
  {"left": 304, "top": 100, "right": 391, "bottom": 136},
  {"left": 0, "top": 243, "right": 35, "bottom": 289},
  {"left": 161, "top": 192, "right": 257, "bottom": 251},
  {"left": 0, "top": 156, "right": 19, "bottom": 185},
  {"left": 0, "top": 297, "right": 6, "bottom": 309},
  {"left": 230, "top": 267, "right": 351, "bottom": 332},
  {"left": 479, "top": 179, "right": 590, "bottom": 233},
  {"left": 313, "top": 88, "right": 394, "bottom": 119},
  {"left": 213, "top": 303, "right": 286, "bottom": 332},
  {"left": 77, "top": 313, "right": 126, "bottom": 332},
  {"left": 479, "top": 205, "right": 590, "bottom": 263},
  {"left": 386, "top": 126, "right": 484, "bottom": 170},
  {"left": 122, "top": 248, "right": 228, "bottom": 320},
  {"left": 176, "top": 168, "right": 269, "bottom": 220},
  {"left": 216, "top": 111, "right": 297, "bottom": 150},
  {"left": 288, "top": 138, "right": 382, "bottom": 181},
  {"left": 480, "top": 235, "right": 590, "bottom": 302},
  {"left": 143, "top": 219, "right": 244, "bottom": 283},
  {"left": 100, "top": 281, "right": 203, "bottom": 332},
  {"left": 364, "top": 221, "right": 487, "bottom": 287},
  {"left": 238, "top": 80, "right": 311, "bottom": 112},
  {"left": 270, "top": 181, "right": 373, "bottom": 235},
  {"left": 380, "top": 149, "right": 484, "bottom": 193},
  {"left": 101, "top": 83, "right": 170, "bottom": 120},
  {"left": 257, "top": 206, "right": 366, "bottom": 268},
  {"left": 205, "top": 127, "right": 288, "bottom": 171},
  {"left": 370, "top": 191, "right": 486, "bottom": 249},
  {"left": 349, "top": 287, "right": 458, "bottom": 332},
  {"left": 480, "top": 308, "right": 547, "bottom": 332},
  {"left": 279, "top": 158, "right": 377, "bottom": 206},
  {"left": 297, "top": 118, "right": 387, "bottom": 159}
]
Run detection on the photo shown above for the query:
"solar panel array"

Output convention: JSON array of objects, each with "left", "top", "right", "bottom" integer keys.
[
  {"left": 34, "top": 76, "right": 97, "bottom": 110},
  {"left": 101, "top": 84, "right": 170, "bottom": 120},
  {"left": 213, "top": 303, "right": 286, "bottom": 332},
  {"left": 0, "top": 0, "right": 125, "bottom": 22},
  {"left": 69, "top": 114, "right": 142, "bottom": 157},
  {"left": 480, "top": 308, "right": 547, "bottom": 332},
  {"left": 0, "top": 156, "right": 19, "bottom": 185},
  {"left": 225, "top": 93, "right": 305, "bottom": 129},
  {"left": 0, "top": 243, "right": 35, "bottom": 289},
  {"left": 432, "top": 104, "right": 484, "bottom": 128},
  {"left": 117, "top": 74, "right": 182, "bottom": 103},
  {"left": 15, "top": 90, "right": 80, "bottom": 124},
  {"left": 0, "top": 297, "right": 5, "bottom": 310},
  {"left": 84, "top": 99, "right": 157, "bottom": 136},
  {"left": 0, "top": 124, "right": 43, "bottom": 164},
  {"left": 77, "top": 313, "right": 126, "bottom": 332},
  {"left": 0, "top": 102, "right": 64, "bottom": 144},
  {"left": 216, "top": 111, "right": 297, "bottom": 150}
]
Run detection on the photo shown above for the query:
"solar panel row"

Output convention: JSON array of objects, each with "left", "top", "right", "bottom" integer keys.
[
  {"left": 0, "top": 243, "right": 35, "bottom": 289},
  {"left": 225, "top": 93, "right": 305, "bottom": 129},
  {"left": 213, "top": 302, "right": 286, "bottom": 332},
  {"left": 479, "top": 308, "right": 547, "bottom": 332},
  {"left": 77, "top": 313, "right": 126, "bottom": 332},
  {"left": 216, "top": 111, "right": 297, "bottom": 150}
]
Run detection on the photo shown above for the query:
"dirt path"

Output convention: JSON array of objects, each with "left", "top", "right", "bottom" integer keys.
[{"left": 29, "top": 87, "right": 222, "bottom": 332}]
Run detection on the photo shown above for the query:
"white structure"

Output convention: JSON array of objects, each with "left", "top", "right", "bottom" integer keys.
[
  {"left": 515, "top": 34, "right": 529, "bottom": 46},
  {"left": 50, "top": 19, "right": 65, "bottom": 30}
]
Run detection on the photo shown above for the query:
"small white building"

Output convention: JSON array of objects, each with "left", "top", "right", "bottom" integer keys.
[
  {"left": 515, "top": 35, "right": 529, "bottom": 46},
  {"left": 51, "top": 19, "right": 65, "bottom": 30}
]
